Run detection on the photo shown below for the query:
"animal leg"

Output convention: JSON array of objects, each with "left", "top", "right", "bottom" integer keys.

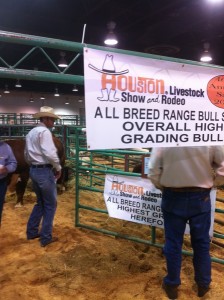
[{"left": 15, "top": 171, "right": 29, "bottom": 207}]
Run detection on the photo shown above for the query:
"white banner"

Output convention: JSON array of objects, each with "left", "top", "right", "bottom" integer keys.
[
  {"left": 84, "top": 48, "right": 224, "bottom": 150},
  {"left": 103, "top": 174, "right": 216, "bottom": 236}
]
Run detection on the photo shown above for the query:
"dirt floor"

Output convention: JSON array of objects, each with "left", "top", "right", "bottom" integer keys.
[{"left": 1, "top": 182, "right": 224, "bottom": 300}]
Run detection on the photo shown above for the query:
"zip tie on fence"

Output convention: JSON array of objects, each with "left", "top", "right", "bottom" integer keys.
[{"left": 104, "top": 164, "right": 108, "bottom": 173}]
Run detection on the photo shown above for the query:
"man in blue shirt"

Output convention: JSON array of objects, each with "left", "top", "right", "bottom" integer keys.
[{"left": 0, "top": 141, "right": 17, "bottom": 225}]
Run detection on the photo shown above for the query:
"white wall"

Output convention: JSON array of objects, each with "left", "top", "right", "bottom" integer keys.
[{"left": 0, "top": 91, "right": 85, "bottom": 116}]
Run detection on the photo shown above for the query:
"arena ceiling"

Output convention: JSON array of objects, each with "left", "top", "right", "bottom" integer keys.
[{"left": 0, "top": 0, "right": 224, "bottom": 97}]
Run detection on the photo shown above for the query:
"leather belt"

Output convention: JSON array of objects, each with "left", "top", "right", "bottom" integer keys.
[
  {"left": 31, "top": 164, "right": 52, "bottom": 168},
  {"left": 165, "top": 187, "right": 211, "bottom": 193}
]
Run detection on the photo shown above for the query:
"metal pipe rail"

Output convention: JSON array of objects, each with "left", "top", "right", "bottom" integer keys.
[{"left": 1, "top": 29, "right": 224, "bottom": 85}]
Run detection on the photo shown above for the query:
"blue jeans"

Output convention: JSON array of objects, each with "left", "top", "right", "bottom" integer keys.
[
  {"left": 0, "top": 178, "right": 7, "bottom": 225},
  {"left": 27, "top": 167, "right": 57, "bottom": 244},
  {"left": 162, "top": 188, "right": 211, "bottom": 287}
]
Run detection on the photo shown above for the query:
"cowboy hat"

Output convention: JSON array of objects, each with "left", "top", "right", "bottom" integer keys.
[
  {"left": 88, "top": 63, "right": 129, "bottom": 75},
  {"left": 33, "top": 106, "right": 60, "bottom": 119},
  {"left": 88, "top": 54, "right": 129, "bottom": 75}
]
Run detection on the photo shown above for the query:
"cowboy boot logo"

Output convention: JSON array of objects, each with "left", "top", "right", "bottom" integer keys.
[
  {"left": 108, "top": 89, "right": 119, "bottom": 102},
  {"left": 97, "top": 88, "right": 109, "bottom": 101}
]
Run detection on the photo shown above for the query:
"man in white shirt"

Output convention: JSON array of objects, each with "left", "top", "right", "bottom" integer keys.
[
  {"left": 24, "top": 106, "right": 62, "bottom": 247},
  {"left": 148, "top": 146, "right": 224, "bottom": 299}
]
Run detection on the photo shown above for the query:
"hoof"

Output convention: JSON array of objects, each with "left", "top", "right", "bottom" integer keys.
[
  {"left": 14, "top": 203, "right": 23, "bottom": 208},
  {"left": 6, "top": 192, "right": 16, "bottom": 197}
]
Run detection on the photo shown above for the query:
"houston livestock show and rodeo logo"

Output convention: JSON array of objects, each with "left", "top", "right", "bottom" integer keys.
[
  {"left": 87, "top": 52, "right": 208, "bottom": 106},
  {"left": 88, "top": 53, "right": 165, "bottom": 103},
  {"left": 88, "top": 52, "right": 224, "bottom": 110}
]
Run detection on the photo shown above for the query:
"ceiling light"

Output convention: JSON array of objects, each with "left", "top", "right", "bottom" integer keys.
[
  {"left": 78, "top": 99, "right": 83, "bottom": 102},
  {"left": 15, "top": 79, "right": 22, "bottom": 88},
  {"left": 4, "top": 84, "right": 10, "bottom": 94},
  {"left": 54, "top": 88, "right": 60, "bottom": 96},
  {"left": 40, "top": 95, "right": 45, "bottom": 100},
  {"left": 72, "top": 84, "right": 78, "bottom": 92},
  {"left": 207, "top": 0, "right": 224, "bottom": 3},
  {"left": 58, "top": 51, "right": 68, "bottom": 68},
  {"left": 65, "top": 101, "right": 70, "bottom": 105},
  {"left": 200, "top": 42, "right": 212, "bottom": 62},
  {"left": 104, "top": 21, "right": 118, "bottom": 46},
  {"left": 29, "top": 95, "right": 34, "bottom": 103}
]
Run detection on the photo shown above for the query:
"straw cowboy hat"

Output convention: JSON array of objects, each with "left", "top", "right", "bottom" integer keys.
[
  {"left": 33, "top": 106, "right": 60, "bottom": 119},
  {"left": 88, "top": 54, "right": 129, "bottom": 75}
]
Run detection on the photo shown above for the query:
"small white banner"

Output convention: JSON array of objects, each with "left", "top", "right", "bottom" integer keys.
[{"left": 103, "top": 174, "right": 216, "bottom": 236}]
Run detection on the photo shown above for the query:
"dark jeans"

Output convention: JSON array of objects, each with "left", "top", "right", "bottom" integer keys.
[
  {"left": 162, "top": 188, "right": 211, "bottom": 287},
  {"left": 0, "top": 177, "right": 7, "bottom": 225},
  {"left": 27, "top": 167, "right": 57, "bottom": 244}
]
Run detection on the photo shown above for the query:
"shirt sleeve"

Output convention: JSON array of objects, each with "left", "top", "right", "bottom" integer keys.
[
  {"left": 24, "top": 141, "right": 31, "bottom": 165},
  {"left": 212, "top": 146, "right": 224, "bottom": 185},
  {"left": 147, "top": 147, "right": 163, "bottom": 190},
  {"left": 5, "top": 144, "right": 17, "bottom": 173},
  {"left": 39, "top": 130, "right": 62, "bottom": 171}
]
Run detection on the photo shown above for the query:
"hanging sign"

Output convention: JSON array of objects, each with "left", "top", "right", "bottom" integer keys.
[{"left": 84, "top": 47, "right": 224, "bottom": 150}]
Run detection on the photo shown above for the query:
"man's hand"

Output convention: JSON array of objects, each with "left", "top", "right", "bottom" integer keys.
[
  {"left": 0, "top": 166, "right": 8, "bottom": 175},
  {"left": 54, "top": 170, "right": 62, "bottom": 181}
]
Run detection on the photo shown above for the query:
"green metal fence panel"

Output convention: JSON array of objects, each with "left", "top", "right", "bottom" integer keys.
[
  {"left": 72, "top": 127, "right": 224, "bottom": 265},
  {"left": 0, "top": 113, "right": 86, "bottom": 126},
  {"left": 0, "top": 124, "right": 64, "bottom": 140},
  {"left": 0, "top": 113, "right": 17, "bottom": 124}
]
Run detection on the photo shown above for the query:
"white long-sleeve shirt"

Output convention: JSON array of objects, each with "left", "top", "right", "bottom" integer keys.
[
  {"left": 24, "top": 123, "right": 61, "bottom": 171},
  {"left": 148, "top": 146, "right": 224, "bottom": 190}
]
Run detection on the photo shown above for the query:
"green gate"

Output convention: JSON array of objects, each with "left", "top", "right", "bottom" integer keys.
[{"left": 72, "top": 127, "right": 224, "bottom": 265}]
